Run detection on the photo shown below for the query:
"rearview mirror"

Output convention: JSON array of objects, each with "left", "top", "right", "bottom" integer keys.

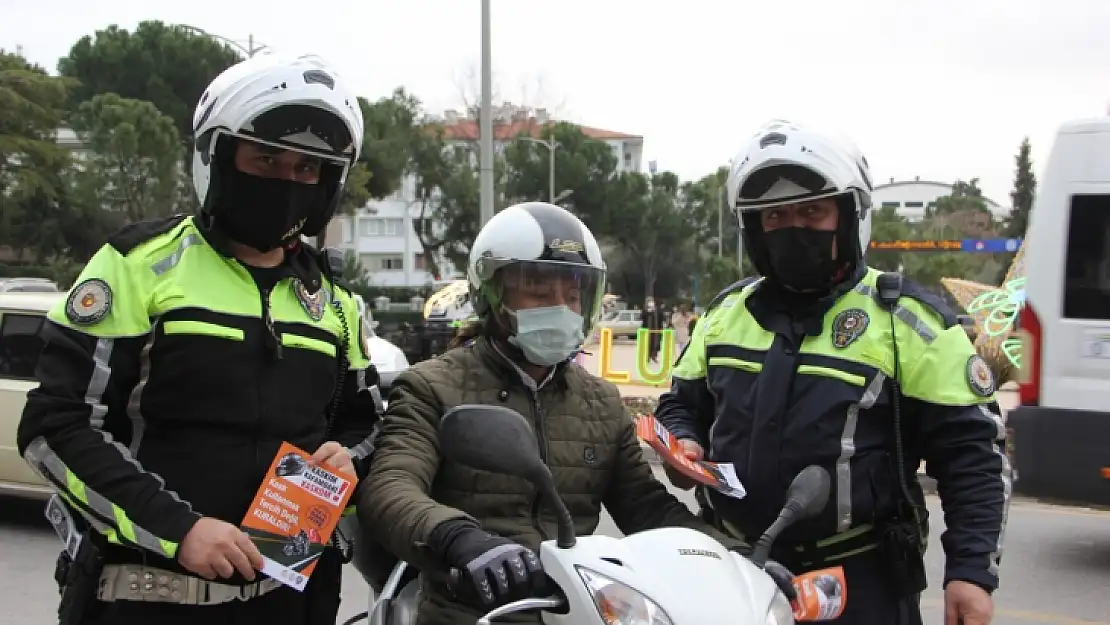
[
  {"left": 438, "top": 405, "right": 546, "bottom": 483},
  {"left": 786, "top": 465, "right": 831, "bottom": 520}
]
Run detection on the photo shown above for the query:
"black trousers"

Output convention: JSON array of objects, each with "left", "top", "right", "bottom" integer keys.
[{"left": 84, "top": 549, "right": 344, "bottom": 625}]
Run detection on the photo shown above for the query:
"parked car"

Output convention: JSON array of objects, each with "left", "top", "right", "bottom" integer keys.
[
  {"left": 0, "top": 277, "right": 60, "bottom": 293},
  {"left": 596, "top": 308, "right": 642, "bottom": 339},
  {"left": 352, "top": 294, "right": 410, "bottom": 396},
  {"left": 0, "top": 291, "right": 61, "bottom": 499}
]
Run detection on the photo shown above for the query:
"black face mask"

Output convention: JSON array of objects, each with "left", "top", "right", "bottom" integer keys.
[
  {"left": 762, "top": 227, "right": 840, "bottom": 293},
  {"left": 211, "top": 169, "right": 321, "bottom": 253}
]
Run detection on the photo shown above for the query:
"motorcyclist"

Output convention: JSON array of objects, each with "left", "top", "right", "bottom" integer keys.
[
  {"left": 358, "top": 202, "right": 755, "bottom": 625},
  {"left": 656, "top": 120, "right": 1010, "bottom": 625},
  {"left": 17, "top": 53, "right": 381, "bottom": 625}
]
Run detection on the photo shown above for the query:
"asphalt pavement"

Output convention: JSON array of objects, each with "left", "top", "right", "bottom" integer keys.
[{"left": 4, "top": 470, "right": 1109, "bottom": 625}]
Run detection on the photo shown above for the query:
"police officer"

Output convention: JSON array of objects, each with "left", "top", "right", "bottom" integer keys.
[
  {"left": 17, "top": 53, "right": 381, "bottom": 625},
  {"left": 657, "top": 120, "right": 1011, "bottom": 625}
]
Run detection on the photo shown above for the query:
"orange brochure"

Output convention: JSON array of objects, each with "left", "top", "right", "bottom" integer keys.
[
  {"left": 240, "top": 442, "right": 356, "bottom": 591},
  {"left": 634, "top": 415, "right": 747, "bottom": 499},
  {"left": 791, "top": 566, "right": 847, "bottom": 621}
]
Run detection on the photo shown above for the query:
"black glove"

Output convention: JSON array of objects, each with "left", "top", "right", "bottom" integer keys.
[
  {"left": 763, "top": 559, "right": 798, "bottom": 601},
  {"left": 428, "top": 519, "right": 546, "bottom": 607}
]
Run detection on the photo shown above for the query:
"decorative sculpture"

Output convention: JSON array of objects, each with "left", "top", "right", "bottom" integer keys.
[{"left": 941, "top": 240, "right": 1027, "bottom": 370}]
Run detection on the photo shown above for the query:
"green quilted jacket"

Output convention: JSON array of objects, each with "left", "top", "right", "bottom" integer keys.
[{"left": 358, "top": 337, "right": 737, "bottom": 625}]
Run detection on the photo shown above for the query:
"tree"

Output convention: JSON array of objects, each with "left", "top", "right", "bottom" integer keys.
[
  {"left": 867, "top": 206, "right": 914, "bottom": 272},
  {"left": 70, "top": 93, "right": 183, "bottom": 223},
  {"left": 358, "top": 88, "right": 424, "bottom": 200},
  {"left": 499, "top": 122, "right": 620, "bottom": 233},
  {"left": 0, "top": 51, "right": 78, "bottom": 261},
  {"left": 606, "top": 171, "right": 700, "bottom": 300},
  {"left": 58, "top": 21, "right": 242, "bottom": 140},
  {"left": 1005, "top": 137, "right": 1036, "bottom": 238}
]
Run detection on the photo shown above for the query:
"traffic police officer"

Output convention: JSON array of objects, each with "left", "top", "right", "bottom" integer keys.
[
  {"left": 657, "top": 120, "right": 1011, "bottom": 625},
  {"left": 17, "top": 53, "right": 381, "bottom": 625}
]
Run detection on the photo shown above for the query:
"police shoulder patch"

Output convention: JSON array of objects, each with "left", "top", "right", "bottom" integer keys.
[
  {"left": 65, "top": 278, "right": 113, "bottom": 326},
  {"left": 966, "top": 354, "right": 996, "bottom": 397},
  {"left": 831, "top": 308, "right": 869, "bottom": 348}
]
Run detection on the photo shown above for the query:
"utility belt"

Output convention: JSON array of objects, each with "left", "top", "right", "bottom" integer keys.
[
  {"left": 96, "top": 564, "right": 283, "bottom": 605},
  {"left": 718, "top": 512, "right": 927, "bottom": 597},
  {"left": 720, "top": 518, "right": 879, "bottom": 569}
]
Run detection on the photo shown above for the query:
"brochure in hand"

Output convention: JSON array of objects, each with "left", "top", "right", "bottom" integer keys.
[
  {"left": 633, "top": 415, "right": 747, "bottom": 499},
  {"left": 791, "top": 566, "right": 847, "bottom": 621},
  {"left": 240, "top": 442, "right": 356, "bottom": 591}
]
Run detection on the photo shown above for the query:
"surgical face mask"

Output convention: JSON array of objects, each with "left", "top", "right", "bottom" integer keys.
[
  {"left": 507, "top": 305, "right": 585, "bottom": 367},
  {"left": 211, "top": 168, "right": 321, "bottom": 253},
  {"left": 762, "top": 227, "right": 840, "bottom": 292}
]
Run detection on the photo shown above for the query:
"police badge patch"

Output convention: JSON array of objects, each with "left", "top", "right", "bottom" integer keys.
[
  {"left": 293, "top": 279, "right": 327, "bottom": 322},
  {"left": 831, "top": 308, "right": 869, "bottom": 348},
  {"left": 966, "top": 354, "right": 996, "bottom": 397},
  {"left": 65, "top": 278, "right": 113, "bottom": 326}
]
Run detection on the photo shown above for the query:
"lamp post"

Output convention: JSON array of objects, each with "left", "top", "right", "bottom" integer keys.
[
  {"left": 478, "top": 0, "right": 495, "bottom": 227},
  {"left": 518, "top": 136, "right": 561, "bottom": 203},
  {"left": 179, "top": 25, "right": 269, "bottom": 58}
]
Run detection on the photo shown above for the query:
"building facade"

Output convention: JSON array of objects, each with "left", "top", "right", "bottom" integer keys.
[
  {"left": 872, "top": 177, "right": 1010, "bottom": 222},
  {"left": 326, "top": 104, "right": 644, "bottom": 288}
]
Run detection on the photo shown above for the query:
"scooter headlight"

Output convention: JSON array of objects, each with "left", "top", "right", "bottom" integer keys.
[
  {"left": 766, "top": 590, "right": 795, "bottom": 625},
  {"left": 576, "top": 566, "right": 673, "bottom": 625}
]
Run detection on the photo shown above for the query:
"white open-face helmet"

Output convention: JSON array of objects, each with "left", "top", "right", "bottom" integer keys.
[
  {"left": 467, "top": 202, "right": 607, "bottom": 340},
  {"left": 726, "top": 120, "right": 875, "bottom": 276},
  {"left": 191, "top": 53, "right": 365, "bottom": 236}
]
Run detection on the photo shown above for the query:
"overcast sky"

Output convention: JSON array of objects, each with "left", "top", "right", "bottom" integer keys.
[{"left": 5, "top": 0, "right": 1108, "bottom": 206}]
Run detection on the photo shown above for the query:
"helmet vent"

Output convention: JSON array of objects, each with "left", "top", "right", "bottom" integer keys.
[
  {"left": 303, "top": 69, "right": 336, "bottom": 89},
  {"left": 759, "top": 132, "right": 788, "bottom": 149}
]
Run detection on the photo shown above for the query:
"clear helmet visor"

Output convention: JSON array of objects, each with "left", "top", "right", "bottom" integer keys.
[{"left": 482, "top": 258, "right": 607, "bottom": 338}]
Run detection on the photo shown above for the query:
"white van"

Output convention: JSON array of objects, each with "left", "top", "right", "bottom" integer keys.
[{"left": 1010, "top": 116, "right": 1110, "bottom": 506}]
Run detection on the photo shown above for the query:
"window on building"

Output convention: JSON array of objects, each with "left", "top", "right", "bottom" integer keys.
[
  {"left": 359, "top": 219, "right": 382, "bottom": 237},
  {"left": 381, "top": 256, "right": 404, "bottom": 270},
  {"left": 384, "top": 218, "right": 403, "bottom": 237},
  {"left": 0, "top": 312, "right": 46, "bottom": 380},
  {"left": 881, "top": 201, "right": 900, "bottom": 208},
  {"left": 342, "top": 218, "right": 354, "bottom": 244},
  {"left": 416, "top": 218, "right": 433, "bottom": 238},
  {"left": 904, "top": 201, "right": 924, "bottom": 208},
  {"left": 1064, "top": 194, "right": 1110, "bottom": 319},
  {"left": 415, "top": 253, "right": 426, "bottom": 270}
]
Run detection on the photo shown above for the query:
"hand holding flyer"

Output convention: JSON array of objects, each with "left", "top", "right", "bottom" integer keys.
[
  {"left": 240, "top": 442, "right": 356, "bottom": 591},
  {"left": 791, "top": 566, "right": 847, "bottom": 621},
  {"left": 633, "top": 415, "right": 746, "bottom": 499}
]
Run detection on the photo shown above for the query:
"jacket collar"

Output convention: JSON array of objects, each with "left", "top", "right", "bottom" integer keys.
[{"left": 192, "top": 216, "right": 324, "bottom": 292}]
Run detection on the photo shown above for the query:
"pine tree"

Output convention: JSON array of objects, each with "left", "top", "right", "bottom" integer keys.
[{"left": 1006, "top": 137, "right": 1036, "bottom": 238}]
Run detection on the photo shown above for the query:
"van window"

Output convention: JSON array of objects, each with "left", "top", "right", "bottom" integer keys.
[
  {"left": 0, "top": 312, "right": 46, "bottom": 379},
  {"left": 1064, "top": 194, "right": 1110, "bottom": 319}
]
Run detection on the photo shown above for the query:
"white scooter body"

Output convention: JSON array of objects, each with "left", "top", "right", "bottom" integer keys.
[
  {"left": 540, "top": 527, "right": 782, "bottom": 625},
  {"left": 358, "top": 404, "right": 828, "bottom": 625},
  {"left": 365, "top": 526, "right": 789, "bottom": 625}
]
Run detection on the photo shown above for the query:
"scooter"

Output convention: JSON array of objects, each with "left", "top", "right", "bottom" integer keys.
[{"left": 349, "top": 404, "right": 834, "bottom": 625}]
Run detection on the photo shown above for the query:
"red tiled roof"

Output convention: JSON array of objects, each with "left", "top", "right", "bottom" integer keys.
[{"left": 439, "top": 118, "right": 640, "bottom": 141}]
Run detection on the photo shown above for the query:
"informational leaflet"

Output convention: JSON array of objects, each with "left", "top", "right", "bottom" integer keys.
[
  {"left": 241, "top": 442, "right": 356, "bottom": 591},
  {"left": 633, "top": 415, "right": 746, "bottom": 499},
  {"left": 791, "top": 566, "right": 847, "bottom": 621}
]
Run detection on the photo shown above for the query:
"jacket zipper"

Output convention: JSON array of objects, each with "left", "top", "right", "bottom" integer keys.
[
  {"left": 257, "top": 287, "right": 281, "bottom": 471},
  {"left": 528, "top": 391, "right": 551, "bottom": 540}
]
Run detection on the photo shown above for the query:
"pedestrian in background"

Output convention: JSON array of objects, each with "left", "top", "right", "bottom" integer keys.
[{"left": 671, "top": 303, "right": 693, "bottom": 356}]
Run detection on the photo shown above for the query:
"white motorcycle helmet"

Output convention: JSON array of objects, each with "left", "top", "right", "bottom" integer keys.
[
  {"left": 191, "top": 53, "right": 364, "bottom": 238},
  {"left": 467, "top": 202, "right": 607, "bottom": 363},
  {"left": 726, "top": 120, "right": 874, "bottom": 287}
]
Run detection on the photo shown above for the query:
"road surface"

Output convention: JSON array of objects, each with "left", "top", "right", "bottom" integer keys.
[{"left": 4, "top": 473, "right": 1107, "bottom": 625}]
